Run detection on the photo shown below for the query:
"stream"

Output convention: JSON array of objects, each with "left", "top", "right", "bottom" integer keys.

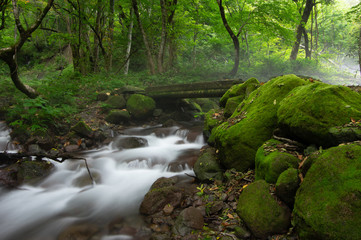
[{"left": 0, "top": 121, "right": 205, "bottom": 240}]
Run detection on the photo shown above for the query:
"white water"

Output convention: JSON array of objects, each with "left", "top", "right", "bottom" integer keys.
[
  {"left": 0, "top": 121, "right": 18, "bottom": 153},
  {"left": 0, "top": 124, "right": 204, "bottom": 240}
]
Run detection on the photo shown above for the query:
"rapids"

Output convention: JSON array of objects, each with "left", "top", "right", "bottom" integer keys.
[{"left": 0, "top": 122, "right": 205, "bottom": 240}]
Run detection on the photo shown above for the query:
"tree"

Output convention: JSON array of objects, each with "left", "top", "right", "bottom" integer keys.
[{"left": 0, "top": 0, "right": 54, "bottom": 98}]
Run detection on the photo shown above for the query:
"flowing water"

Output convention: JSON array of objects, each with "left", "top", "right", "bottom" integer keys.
[{"left": 0, "top": 122, "right": 205, "bottom": 240}]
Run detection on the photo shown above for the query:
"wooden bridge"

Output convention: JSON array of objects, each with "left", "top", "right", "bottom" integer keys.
[{"left": 143, "top": 79, "right": 243, "bottom": 99}]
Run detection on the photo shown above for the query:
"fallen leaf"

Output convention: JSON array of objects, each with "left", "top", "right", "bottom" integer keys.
[
  {"left": 77, "top": 139, "right": 82, "bottom": 146},
  {"left": 351, "top": 117, "right": 356, "bottom": 123},
  {"left": 227, "top": 213, "right": 234, "bottom": 219}
]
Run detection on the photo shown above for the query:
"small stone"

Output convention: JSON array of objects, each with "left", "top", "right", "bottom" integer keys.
[{"left": 163, "top": 204, "right": 174, "bottom": 215}]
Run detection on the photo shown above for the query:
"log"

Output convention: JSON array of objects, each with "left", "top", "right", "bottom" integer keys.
[{"left": 145, "top": 79, "right": 243, "bottom": 99}]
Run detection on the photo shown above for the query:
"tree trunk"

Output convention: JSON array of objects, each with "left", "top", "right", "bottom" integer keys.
[
  {"left": 290, "top": 0, "right": 314, "bottom": 60},
  {"left": 158, "top": 0, "right": 167, "bottom": 73},
  {"left": 303, "top": 28, "right": 311, "bottom": 59},
  {"left": 92, "top": 0, "right": 102, "bottom": 72},
  {"left": 217, "top": 0, "right": 240, "bottom": 77},
  {"left": 359, "top": 26, "right": 361, "bottom": 77},
  {"left": 132, "top": 0, "right": 156, "bottom": 74},
  {"left": 108, "top": 0, "right": 114, "bottom": 71},
  {"left": 124, "top": 7, "right": 134, "bottom": 75}
]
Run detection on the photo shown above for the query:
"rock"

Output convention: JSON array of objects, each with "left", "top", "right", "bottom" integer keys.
[
  {"left": 234, "top": 226, "right": 251, "bottom": 239},
  {"left": 203, "top": 109, "right": 224, "bottom": 141},
  {"left": 172, "top": 207, "right": 204, "bottom": 236},
  {"left": 293, "top": 143, "right": 361, "bottom": 240},
  {"left": 65, "top": 144, "right": 80, "bottom": 152},
  {"left": 57, "top": 223, "right": 102, "bottom": 240},
  {"left": 126, "top": 94, "right": 156, "bottom": 120},
  {"left": 112, "top": 136, "right": 148, "bottom": 149},
  {"left": 28, "top": 144, "right": 42, "bottom": 154},
  {"left": 0, "top": 165, "right": 19, "bottom": 187},
  {"left": 224, "top": 95, "right": 244, "bottom": 117},
  {"left": 255, "top": 139, "right": 299, "bottom": 183},
  {"left": 275, "top": 168, "right": 300, "bottom": 207},
  {"left": 17, "top": 160, "right": 54, "bottom": 184},
  {"left": 236, "top": 180, "right": 291, "bottom": 239},
  {"left": 71, "top": 121, "right": 93, "bottom": 138},
  {"left": 211, "top": 74, "right": 308, "bottom": 171},
  {"left": 193, "top": 147, "right": 223, "bottom": 182},
  {"left": 115, "top": 85, "right": 145, "bottom": 95},
  {"left": 277, "top": 82, "right": 361, "bottom": 147},
  {"left": 153, "top": 108, "right": 163, "bottom": 117},
  {"left": 96, "top": 91, "right": 109, "bottom": 101},
  {"left": 329, "top": 125, "right": 361, "bottom": 144},
  {"left": 105, "top": 109, "right": 131, "bottom": 124},
  {"left": 193, "top": 98, "right": 219, "bottom": 112},
  {"left": 104, "top": 95, "right": 126, "bottom": 109},
  {"left": 140, "top": 177, "right": 183, "bottom": 215},
  {"left": 219, "top": 77, "right": 260, "bottom": 107}
]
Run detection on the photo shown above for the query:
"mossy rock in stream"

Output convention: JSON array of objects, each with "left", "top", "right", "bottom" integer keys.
[
  {"left": 193, "top": 147, "right": 223, "bottom": 182},
  {"left": 210, "top": 75, "right": 308, "bottom": 171},
  {"left": 255, "top": 139, "right": 299, "bottom": 184},
  {"left": 293, "top": 143, "right": 361, "bottom": 240},
  {"left": 277, "top": 82, "right": 361, "bottom": 147},
  {"left": 219, "top": 77, "right": 260, "bottom": 107},
  {"left": 126, "top": 94, "right": 156, "bottom": 120},
  {"left": 17, "top": 160, "right": 54, "bottom": 184},
  {"left": 236, "top": 180, "right": 291, "bottom": 239}
]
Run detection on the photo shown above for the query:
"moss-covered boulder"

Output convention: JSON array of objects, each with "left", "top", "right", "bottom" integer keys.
[
  {"left": 275, "top": 168, "right": 300, "bottom": 208},
  {"left": 105, "top": 109, "right": 131, "bottom": 124},
  {"left": 104, "top": 95, "right": 126, "bottom": 109},
  {"left": 255, "top": 140, "right": 299, "bottom": 183},
  {"left": 193, "top": 98, "right": 219, "bottom": 112},
  {"left": 126, "top": 94, "right": 156, "bottom": 120},
  {"left": 211, "top": 75, "right": 308, "bottom": 171},
  {"left": 71, "top": 121, "right": 93, "bottom": 138},
  {"left": 203, "top": 109, "right": 225, "bottom": 140},
  {"left": 329, "top": 125, "right": 361, "bottom": 145},
  {"left": 224, "top": 95, "right": 244, "bottom": 117},
  {"left": 193, "top": 147, "right": 223, "bottom": 182},
  {"left": 278, "top": 83, "right": 361, "bottom": 147},
  {"left": 293, "top": 143, "right": 361, "bottom": 240},
  {"left": 219, "top": 77, "right": 260, "bottom": 107},
  {"left": 236, "top": 180, "right": 291, "bottom": 239},
  {"left": 17, "top": 160, "right": 54, "bottom": 184}
]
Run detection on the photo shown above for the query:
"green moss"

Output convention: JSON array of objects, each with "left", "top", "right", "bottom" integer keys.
[
  {"left": 71, "top": 121, "right": 93, "bottom": 138},
  {"left": 224, "top": 95, "right": 244, "bottom": 117},
  {"left": 255, "top": 140, "right": 299, "bottom": 183},
  {"left": 219, "top": 77, "right": 260, "bottom": 107},
  {"left": 204, "top": 109, "right": 225, "bottom": 135},
  {"left": 104, "top": 95, "right": 126, "bottom": 109},
  {"left": 236, "top": 180, "right": 291, "bottom": 239},
  {"left": 105, "top": 109, "right": 130, "bottom": 124},
  {"left": 275, "top": 168, "right": 300, "bottom": 207},
  {"left": 193, "top": 147, "right": 223, "bottom": 182},
  {"left": 126, "top": 94, "right": 156, "bottom": 119},
  {"left": 278, "top": 83, "right": 361, "bottom": 146},
  {"left": 211, "top": 74, "right": 308, "bottom": 171},
  {"left": 293, "top": 143, "right": 361, "bottom": 240}
]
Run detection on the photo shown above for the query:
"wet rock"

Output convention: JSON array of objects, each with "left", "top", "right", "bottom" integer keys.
[
  {"left": 255, "top": 139, "right": 299, "bottom": 183},
  {"left": 126, "top": 94, "right": 156, "bottom": 120},
  {"left": 193, "top": 146, "right": 223, "bottom": 182},
  {"left": 0, "top": 165, "right": 18, "bottom": 188},
  {"left": 140, "top": 177, "right": 183, "bottom": 215},
  {"left": 112, "top": 136, "right": 148, "bottom": 149},
  {"left": 17, "top": 160, "right": 54, "bottom": 184},
  {"left": 65, "top": 144, "right": 80, "bottom": 152},
  {"left": 278, "top": 82, "right": 361, "bottom": 147},
  {"left": 105, "top": 109, "right": 131, "bottom": 124},
  {"left": 275, "top": 168, "right": 300, "bottom": 208},
  {"left": 71, "top": 121, "right": 93, "bottom": 138},
  {"left": 172, "top": 207, "right": 204, "bottom": 236},
  {"left": 28, "top": 144, "right": 42, "bottom": 154},
  {"left": 57, "top": 223, "right": 102, "bottom": 240},
  {"left": 293, "top": 143, "right": 361, "bottom": 240},
  {"left": 236, "top": 180, "right": 291, "bottom": 239}
]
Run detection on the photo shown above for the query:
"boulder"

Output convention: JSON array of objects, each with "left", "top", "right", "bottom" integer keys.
[
  {"left": 278, "top": 82, "right": 361, "bottom": 147},
  {"left": 293, "top": 143, "right": 361, "bottom": 240},
  {"left": 275, "top": 168, "right": 300, "bottom": 207},
  {"left": 17, "top": 160, "right": 54, "bottom": 184},
  {"left": 193, "top": 98, "right": 219, "bottom": 112},
  {"left": 219, "top": 77, "right": 260, "bottom": 107},
  {"left": 139, "top": 177, "right": 183, "bottom": 215},
  {"left": 172, "top": 207, "right": 204, "bottom": 236},
  {"left": 96, "top": 91, "right": 109, "bottom": 101},
  {"left": 255, "top": 139, "right": 299, "bottom": 183},
  {"left": 203, "top": 109, "right": 224, "bottom": 141},
  {"left": 210, "top": 75, "right": 308, "bottom": 171},
  {"left": 126, "top": 94, "right": 156, "bottom": 120},
  {"left": 105, "top": 109, "right": 131, "bottom": 124},
  {"left": 112, "top": 136, "right": 148, "bottom": 149},
  {"left": 193, "top": 147, "right": 223, "bottom": 182},
  {"left": 224, "top": 95, "right": 244, "bottom": 117},
  {"left": 236, "top": 180, "right": 291, "bottom": 239},
  {"left": 104, "top": 95, "right": 126, "bottom": 110},
  {"left": 71, "top": 121, "right": 93, "bottom": 138},
  {"left": 329, "top": 125, "right": 361, "bottom": 145}
]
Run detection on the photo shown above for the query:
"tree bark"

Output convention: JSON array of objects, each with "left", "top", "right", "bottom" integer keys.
[
  {"left": 0, "top": 0, "right": 54, "bottom": 98},
  {"left": 290, "top": 0, "right": 314, "bottom": 60},
  {"left": 158, "top": 0, "right": 167, "bottom": 73},
  {"left": 217, "top": 0, "right": 240, "bottom": 77},
  {"left": 132, "top": 0, "right": 156, "bottom": 74},
  {"left": 359, "top": 26, "right": 361, "bottom": 77},
  {"left": 108, "top": 0, "right": 115, "bottom": 70},
  {"left": 303, "top": 28, "right": 311, "bottom": 59},
  {"left": 124, "top": 7, "right": 134, "bottom": 75}
]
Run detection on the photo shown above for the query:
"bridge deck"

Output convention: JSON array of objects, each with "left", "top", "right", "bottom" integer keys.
[{"left": 144, "top": 79, "right": 243, "bottom": 99}]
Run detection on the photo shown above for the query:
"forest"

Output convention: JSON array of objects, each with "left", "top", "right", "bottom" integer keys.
[{"left": 1, "top": 1, "right": 361, "bottom": 240}]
